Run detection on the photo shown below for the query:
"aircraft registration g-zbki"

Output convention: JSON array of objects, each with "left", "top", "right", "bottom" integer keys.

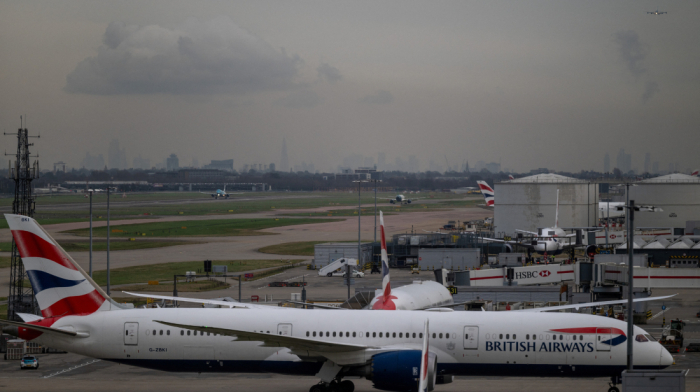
[{"left": 1, "top": 214, "right": 673, "bottom": 392}]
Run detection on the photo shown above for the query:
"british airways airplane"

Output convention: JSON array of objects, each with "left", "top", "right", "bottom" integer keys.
[{"left": 1, "top": 214, "right": 673, "bottom": 392}]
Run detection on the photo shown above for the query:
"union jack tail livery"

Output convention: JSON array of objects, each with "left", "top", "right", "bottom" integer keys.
[
  {"left": 5, "top": 214, "right": 115, "bottom": 319},
  {"left": 371, "top": 211, "right": 398, "bottom": 310},
  {"left": 418, "top": 319, "right": 429, "bottom": 392},
  {"left": 476, "top": 181, "right": 494, "bottom": 207},
  {"left": 508, "top": 175, "right": 515, "bottom": 180},
  {"left": 692, "top": 169, "right": 699, "bottom": 177}
]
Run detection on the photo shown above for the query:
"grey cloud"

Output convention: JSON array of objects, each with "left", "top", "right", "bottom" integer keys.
[
  {"left": 317, "top": 63, "right": 342, "bottom": 83},
  {"left": 614, "top": 30, "right": 648, "bottom": 76},
  {"left": 359, "top": 90, "right": 393, "bottom": 105},
  {"left": 275, "top": 89, "right": 322, "bottom": 109},
  {"left": 66, "top": 17, "right": 301, "bottom": 95},
  {"left": 642, "top": 81, "right": 660, "bottom": 103}
]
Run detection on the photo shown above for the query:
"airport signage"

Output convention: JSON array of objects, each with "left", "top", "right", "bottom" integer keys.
[{"left": 512, "top": 265, "right": 572, "bottom": 285}]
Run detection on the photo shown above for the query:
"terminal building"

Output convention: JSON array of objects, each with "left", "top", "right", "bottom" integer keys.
[{"left": 630, "top": 173, "right": 700, "bottom": 231}]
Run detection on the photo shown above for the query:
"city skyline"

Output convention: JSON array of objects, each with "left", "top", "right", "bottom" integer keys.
[{"left": 1, "top": 1, "right": 698, "bottom": 173}]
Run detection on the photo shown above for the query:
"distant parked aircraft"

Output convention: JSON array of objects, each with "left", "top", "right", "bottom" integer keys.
[{"left": 647, "top": 8, "right": 667, "bottom": 15}]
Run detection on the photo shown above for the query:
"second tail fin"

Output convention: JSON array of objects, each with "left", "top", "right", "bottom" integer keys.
[{"left": 476, "top": 181, "right": 494, "bottom": 207}]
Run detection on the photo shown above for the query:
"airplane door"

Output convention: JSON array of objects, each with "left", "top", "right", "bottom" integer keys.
[
  {"left": 277, "top": 323, "right": 293, "bottom": 336},
  {"left": 463, "top": 326, "right": 478, "bottom": 349},
  {"left": 124, "top": 322, "right": 139, "bottom": 345},
  {"left": 596, "top": 328, "right": 611, "bottom": 351}
]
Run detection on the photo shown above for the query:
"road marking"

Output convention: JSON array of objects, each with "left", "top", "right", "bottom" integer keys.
[
  {"left": 43, "top": 359, "right": 101, "bottom": 378},
  {"left": 649, "top": 308, "right": 670, "bottom": 320}
]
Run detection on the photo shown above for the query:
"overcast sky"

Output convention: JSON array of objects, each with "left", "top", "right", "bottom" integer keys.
[{"left": 1, "top": 1, "right": 698, "bottom": 173}]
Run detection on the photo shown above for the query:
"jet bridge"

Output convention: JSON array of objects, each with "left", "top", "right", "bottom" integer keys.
[{"left": 458, "top": 264, "right": 575, "bottom": 287}]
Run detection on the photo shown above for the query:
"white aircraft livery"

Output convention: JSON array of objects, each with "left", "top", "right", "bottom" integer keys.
[{"left": 1, "top": 214, "right": 673, "bottom": 392}]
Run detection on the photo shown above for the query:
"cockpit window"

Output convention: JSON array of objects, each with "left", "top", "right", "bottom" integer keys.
[
  {"left": 644, "top": 334, "right": 656, "bottom": 342},
  {"left": 635, "top": 334, "right": 649, "bottom": 342}
]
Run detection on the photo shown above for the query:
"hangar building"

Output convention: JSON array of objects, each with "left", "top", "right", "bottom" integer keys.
[
  {"left": 630, "top": 173, "right": 700, "bottom": 231},
  {"left": 494, "top": 173, "right": 598, "bottom": 236}
]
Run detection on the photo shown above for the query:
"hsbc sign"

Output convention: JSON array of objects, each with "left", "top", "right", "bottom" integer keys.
[{"left": 510, "top": 265, "right": 563, "bottom": 285}]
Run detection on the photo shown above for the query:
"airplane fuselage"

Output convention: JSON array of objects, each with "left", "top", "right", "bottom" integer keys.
[{"left": 24, "top": 307, "right": 670, "bottom": 378}]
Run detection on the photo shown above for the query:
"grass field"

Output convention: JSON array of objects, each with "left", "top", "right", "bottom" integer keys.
[
  {"left": 0, "top": 256, "right": 10, "bottom": 269},
  {"left": 90, "top": 259, "right": 301, "bottom": 287},
  {"left": 119, "top": 280, "right": 231, "bottom": 293},
  {"left": 0, "top": 216, "right": 148, "bottom": 230},
  {"left": 66, "top": 218, "right": 341, "bottom": 238},
  {"left": 258, "top": 241, "right": 331, "bottom": 256},
  {"left": 0, "top": 240, "right": 199, "bottom": 253},
  {"left": 0, "top": 304, "right": 6, "bottom": 320}
]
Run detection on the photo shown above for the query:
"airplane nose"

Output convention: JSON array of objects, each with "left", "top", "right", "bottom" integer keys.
[{"left": 660, "top": 345, "right": 673, "bottom": 367}]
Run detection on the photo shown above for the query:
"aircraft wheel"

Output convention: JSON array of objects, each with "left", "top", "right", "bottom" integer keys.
[
  {"left": 608, "top": 387, "right": 619, "bottom": 392},
  {"left": 339, "top": 380, "right": 354, "bottom": 392},
  {"left": 327, "top": 273, "right": 332, "bottom": 277},
  {"left": 309, "top": 384, "right": 326, "bottom": 392}
]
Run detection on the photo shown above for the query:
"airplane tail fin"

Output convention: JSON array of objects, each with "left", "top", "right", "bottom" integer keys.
[
  {"left": 380, "top": 211, "right": 391, "bottom": 301},
  {"left": 476, "top": 181, "right": 494, "bottom": 207},
  {"left": 692, "top": 169, "right": 699, "bottom": 177},
  {"left": 5, "top": 214, "right": 117, "bottom": 318},
  {"left": 508, "top": 175, "right": 514, "bottom": 180},
  {"left": 418, "top": 319, "right": 429, "bottom": 392}
]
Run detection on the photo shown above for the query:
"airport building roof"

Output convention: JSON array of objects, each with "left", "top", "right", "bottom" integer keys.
[
  {"left": 639, "top": 173, "right": 700, "bottom": 183},
  {"left": 507, "top": 173, "right": 586, "bottom": 183}
]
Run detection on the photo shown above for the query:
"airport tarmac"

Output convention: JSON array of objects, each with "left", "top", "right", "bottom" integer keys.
[{"left": 0, "top": 350, "right": 698, "bottom": 392}]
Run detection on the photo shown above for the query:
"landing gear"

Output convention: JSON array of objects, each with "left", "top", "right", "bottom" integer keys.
[
  {"left": 608, "top": 375, "right": 621, "bottom": 392},
  {"left": 309, "top": 380, "right": 354, "bottom": 392}
]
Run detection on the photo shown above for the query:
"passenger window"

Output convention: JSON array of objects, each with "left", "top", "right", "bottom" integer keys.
[
  {"left": 153, "top": 330, "right": 156, "bottom": 335},
  {"left": 160, "top": 330, "right": 163, "bottom": 336},
  {"left": 326, "top": 332, "right": 329, "bottom": 337},
  {"left": 373, "top": 332, "right": 376, "bottom": 338},
  {"left": 439, "top": 333, "right": 443, "bottom": 339},
  {"left": 499, "top": 334, "right": 503, "bottom": 339},
  {"left": 167, "top": 330, "right": 170, "bottom": 336},
  {"left": 433, "top": 333, "right": 436, "bottom": 339},
  {"left": 413, "top": 333, "right": 416, "bottom": 338},
  {"left": 181, "top": 331, "right": 184, "bottom": 336},
  {"left": 379, "top": 332, "right": 383, "bottom": 338},
  {"left": 465, "top": 334, "right": 469, "bottom": 339},
  {"left": 187, "top": 331, "right": 191, "bottom": 336},
  {"left": 533, "top": 334, "right": 536, "bottom": 340},
  {"left": 353, "top": 332, "right": 356, "bottom": 337},
  {"left": 393, "top": 333, "right": 396, "bottom": 338},
  {"left": 559, "top": 335, "right": 563, "bottom": 340},
  {"left": 306, "top": 332, "right": 310, "bottom": 337},
  {"left": 526, "top": 334, "right": 529, "bottom": 340},
  {"left": 333, "top": 332, "right": 336, "bottom": 337},
  {"left": 346, "top": 332, "right": 349, "bottom": 337},
  {"left": 506, "top": 334, "right": 509, "bottom": 339},
  {"left": 553, "top": 335, "right": 556, "bottom": 340},
  {"left": 573, "top": 335, "right": 576, "bottom": 340},
  {"left": 399, "top": 333, "right": 403, "bottom": 338},
  {"left": 419, "top": 333, "right": 423, "bottom": 338},
  {"left": 580, "top": 335, "right": 583, "bottom": 341},
  {"left": 513, "top": 334, "right": 516, "bottom": 339}
]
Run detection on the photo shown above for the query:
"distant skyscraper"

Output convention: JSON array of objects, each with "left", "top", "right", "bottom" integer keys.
[
  {"left": 644, "top": 153, "right": 651, "bottom": 174},
  {"left": 464, "top": 160, "right": 470, "bottom": 173},
  {"left": 377, "top": 152, "right": 386, "bottom": 170},
  {"left": 616, "top": 149, "right": 631, "bottom": 173},
  {"left": 166, "top": 154, "right": 179, "bottom": 171},
  {"left": 280, "top": 138, "right": 289, "bottom": 171},
  {"left": 81, "top": 152, "right": 106, "bottom": 170},
  {"left": 604, "top": 153, "right": 610, "bottom": 173},
  {"left": 108, "top": 139, "right": 127, "bottom": 169}
]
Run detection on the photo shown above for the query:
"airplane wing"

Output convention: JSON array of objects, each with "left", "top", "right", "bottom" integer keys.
[
  {"left": 0, "top": 318, "right": 82, "bottom": 337},
  {"left": 122, "top": 291, "right": 254, "bottom": 309},
  {"left": 514, "top": 294, "right": 676, "bottom": 313},
  {"left": 155, "top": 320, "right": 373, "bottom": 353},
  {"left": 284, "top": 301, "right": 346, "bottom": 310},
  {"left": 515, "top": 229, "right": 539, "bottom": 236}
]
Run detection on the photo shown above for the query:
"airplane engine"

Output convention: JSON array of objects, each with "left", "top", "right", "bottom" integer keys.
[
  {"left": 503, "top": 244, "right": 513, "bottom": 253},
  {"left": 406, "top": 200, "right": 412, "bottom": 204},
  {"left": 390, "top": 200, "right": 395, "bottom": 204},
  {"left": 367, "top": 350, "right": 436, "bottom": 391},
  {"left": 586, "top": 245, "right": 598, "bottom": 260}
]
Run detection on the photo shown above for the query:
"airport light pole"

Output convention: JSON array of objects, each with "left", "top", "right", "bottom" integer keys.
[
  {"left": 107, "top": 185, "right": 113, "bottom": 296},
  {"left": 352, "top": 179, "right": 369, "bottom": 300},
  {"left": 370, "top": 179, "right": 382, "bottom": 243}
]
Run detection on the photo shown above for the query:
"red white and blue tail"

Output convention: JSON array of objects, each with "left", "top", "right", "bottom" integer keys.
[
  {"left": 476, "top": 181, "right": 494, "bottom": 207},
  {"left": 418, "top": 319, "right": 429, "bottom": 392},
  {"left": 692, "top": 169, "right": 699, "bottom": 177},
  {"left": 5, "top": 214, "right": 114, "bottom": 318},
  {"left": 380, "top": 211, "right": 391, "bottom": 301}
]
